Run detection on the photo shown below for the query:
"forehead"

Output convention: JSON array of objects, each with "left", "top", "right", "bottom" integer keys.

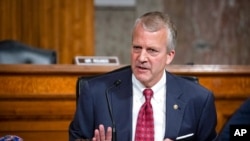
[{"left": 132, "top": 24, "right": 168, "bottom": 47}]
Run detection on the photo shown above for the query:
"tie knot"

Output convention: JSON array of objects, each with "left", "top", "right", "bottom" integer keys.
[{"left": 143, "top": 88, "right": 153, "bottom": 102}]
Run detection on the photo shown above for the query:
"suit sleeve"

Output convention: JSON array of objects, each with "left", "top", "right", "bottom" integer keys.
[{"left": 69, "top": 80, "right": 95, "bottom": 141}]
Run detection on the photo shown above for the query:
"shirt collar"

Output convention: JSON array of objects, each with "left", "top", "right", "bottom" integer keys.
[{"left": 132, "top": 71, "right": 166, "bottom": 102}]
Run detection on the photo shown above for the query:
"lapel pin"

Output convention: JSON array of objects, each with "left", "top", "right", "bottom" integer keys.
[{"left": 173, "top": 104, "right": 178, "bottom": 110}]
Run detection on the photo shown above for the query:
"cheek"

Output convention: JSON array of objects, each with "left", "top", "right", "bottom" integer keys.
[
  {"left": 131, "top": 53, "right": 138, "bottom": 61},
  {"left": 153, "top": 56, "right": 168, "bottom": 66},
  {"left": 150, "top": 58, "right": 168, "bottom": 72},
  {"left": 130, "top": 53, "right": 137, "bottom": 65}
]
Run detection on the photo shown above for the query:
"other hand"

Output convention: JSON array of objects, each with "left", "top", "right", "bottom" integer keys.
[{"left": 92, "top": 124, "right": 112, "bottom": 141}]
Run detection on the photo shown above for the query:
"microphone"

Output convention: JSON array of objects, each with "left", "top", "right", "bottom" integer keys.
[{"left": 105, "top": 80, "right": 122, "bottom": 141}]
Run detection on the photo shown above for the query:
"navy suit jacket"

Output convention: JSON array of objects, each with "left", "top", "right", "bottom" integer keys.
[{"left": 69, "top": 66, "right": 217, "bottom": 141}]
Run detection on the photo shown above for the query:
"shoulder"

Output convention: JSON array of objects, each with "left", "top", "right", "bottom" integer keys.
[
  {"left": 166, "top": 71, "right": 214, "bottom": 102},
  {"left": 226, "top": 98, "right": 250, "bottom": 123},
  {"left": 167, "top": 71, "right": 211, "bottom": 92}
]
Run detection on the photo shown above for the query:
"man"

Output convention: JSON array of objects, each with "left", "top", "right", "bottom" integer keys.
[{"left": 69, "top": 11, "right": 217, "bottom": 141}]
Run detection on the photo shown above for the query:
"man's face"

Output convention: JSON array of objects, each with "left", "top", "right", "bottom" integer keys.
[{"left": 131, "top": 23, "right": 175, "bottom": 87}]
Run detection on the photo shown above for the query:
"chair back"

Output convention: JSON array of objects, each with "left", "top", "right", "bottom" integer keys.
[
  {"left": 180, "top": 75, "right": 199, "bottom": 83},
  {"left": 76, "top": 76, "right": 95, "bottom": 106},
  {"left": 0, "top": 40, "right": 57, "bottom": 64}
]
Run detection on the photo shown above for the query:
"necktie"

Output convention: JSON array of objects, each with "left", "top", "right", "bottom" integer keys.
[{"left": 135, "top": 88, "right": 154, "bottom": 141}]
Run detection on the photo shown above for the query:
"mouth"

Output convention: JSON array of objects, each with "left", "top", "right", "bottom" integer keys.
[{"left": 136, "top": 65, "right": 149, "bottom": 71}]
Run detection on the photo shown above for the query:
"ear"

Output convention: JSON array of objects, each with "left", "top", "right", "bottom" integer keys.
[{"left": 166, "top": 50, "right": 175, "bottom": 65}]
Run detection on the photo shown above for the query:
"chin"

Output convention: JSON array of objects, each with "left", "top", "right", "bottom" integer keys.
[{"left": 135, "top": 74, "right": 150, "bottom": 83}]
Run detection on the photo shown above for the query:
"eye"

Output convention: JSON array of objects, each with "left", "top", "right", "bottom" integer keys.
[
  {"left": 147, "top": 48, "right": 158, "bottom": 53},
  {"left": 132, "top": 46, "right": 142, "bottom": 52},
  {"left": 148, "top": 48, "right": 156, "bottom": 52},
  {"left": 147, "top": 48, "right": 159, "bottom": 56}
]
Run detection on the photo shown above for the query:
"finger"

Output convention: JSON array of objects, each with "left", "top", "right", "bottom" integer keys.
[
  {"left": 93, "top": 129, "right": 100, "bottom": 141},
  {"left": 106, "top": 127, "right": 112, "bottom": 140},
  {"left": 99, "top": 124, "right": 106, "bottom": 141},
  {"left": 92, "top": 137, "right": 96, "bottom": 141}
]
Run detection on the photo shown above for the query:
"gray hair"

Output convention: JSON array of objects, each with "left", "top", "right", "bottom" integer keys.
[{"left": 133, "top": 11, "right": 177, "bottom": 52}]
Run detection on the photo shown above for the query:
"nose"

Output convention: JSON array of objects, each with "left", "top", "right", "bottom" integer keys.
[{"left": 138, "top": 49, "right": 148, "bottom": 62}]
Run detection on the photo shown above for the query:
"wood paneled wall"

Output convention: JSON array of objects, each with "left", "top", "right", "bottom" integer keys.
[{"left": 0, "top": 0, "right": 94, "bottom": 64}]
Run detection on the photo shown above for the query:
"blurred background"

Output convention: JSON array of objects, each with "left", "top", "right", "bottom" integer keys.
[{"left": 0, "top": 0, "right": 249, "bottom": 64}]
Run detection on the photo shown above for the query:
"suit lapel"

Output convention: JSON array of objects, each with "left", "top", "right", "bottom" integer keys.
[{"left": 164, "top": 72, "right": 187, "bottom": 139}]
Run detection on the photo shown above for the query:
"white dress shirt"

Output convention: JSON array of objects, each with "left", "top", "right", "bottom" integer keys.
[{"left": 132, "top": 72, "right": 166, "bottom": 141}]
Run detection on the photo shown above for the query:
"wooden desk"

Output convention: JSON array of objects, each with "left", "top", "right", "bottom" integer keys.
[{"left": 0, "top": 64, "right": 249, "bottom": 141}]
